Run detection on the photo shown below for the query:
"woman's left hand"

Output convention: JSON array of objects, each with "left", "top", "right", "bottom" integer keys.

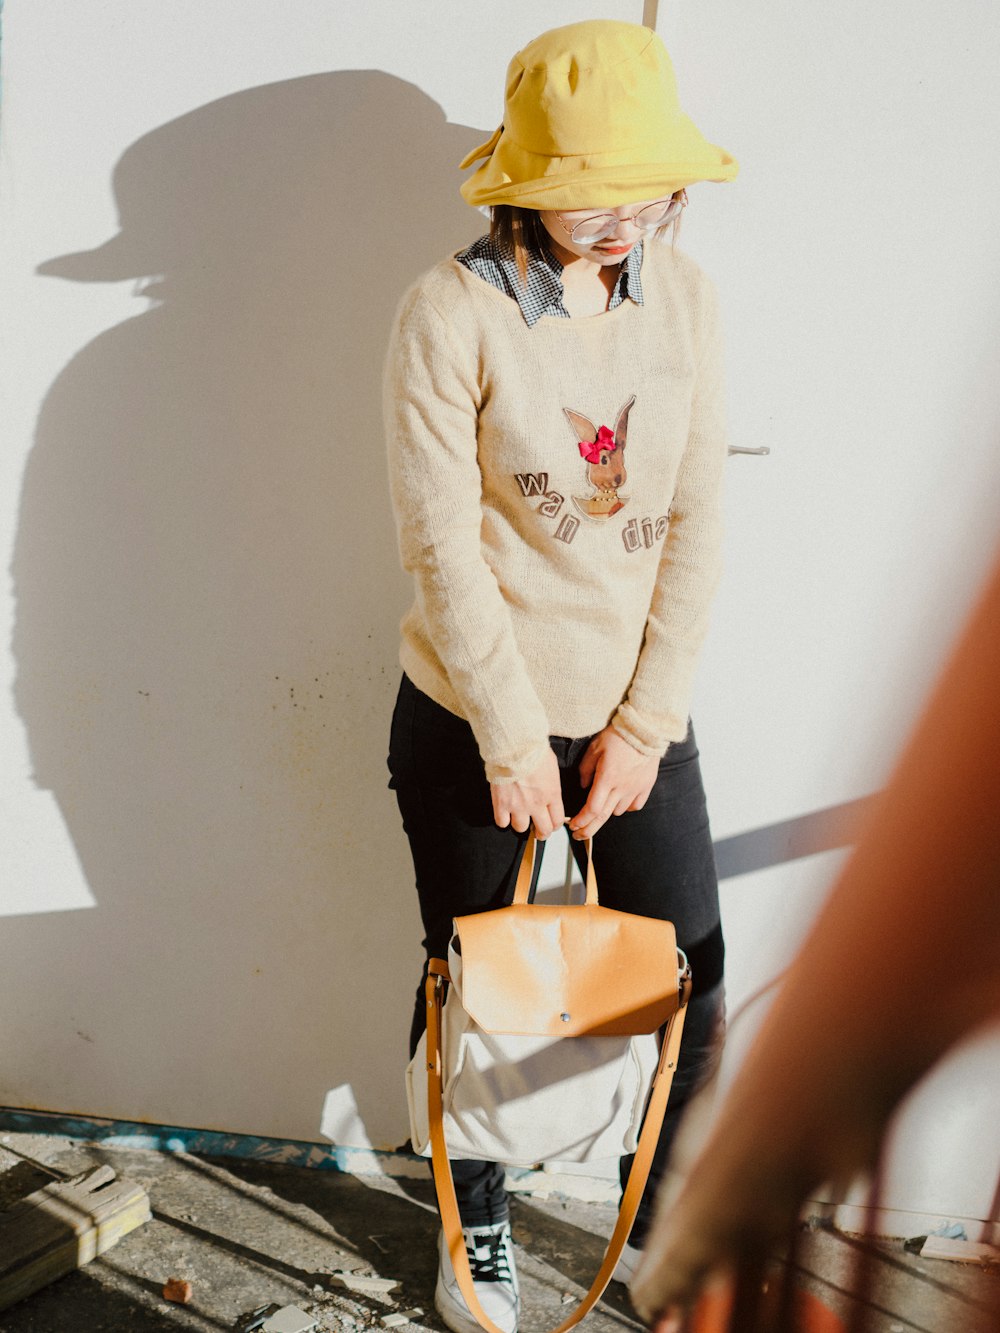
[{"left": 568, "top": 725, "right": 660, "bottom": 839}]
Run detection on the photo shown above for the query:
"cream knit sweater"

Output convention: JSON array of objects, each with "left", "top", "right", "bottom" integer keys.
[{"left": 384, "top": 241, "right": 728, "bottom": 784}]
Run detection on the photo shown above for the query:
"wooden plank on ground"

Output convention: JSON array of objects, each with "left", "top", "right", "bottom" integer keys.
[{"left": 0, "top": 1164, "right": 151, "bottom": 1312}]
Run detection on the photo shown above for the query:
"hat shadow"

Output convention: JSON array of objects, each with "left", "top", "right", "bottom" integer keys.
[{"left": 7, "top": 71, "right": 485, "bottom": 1147}]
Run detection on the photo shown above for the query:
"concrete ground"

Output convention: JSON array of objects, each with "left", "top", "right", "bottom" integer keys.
[{"left": 1, "top": 1133, "right": 997, "bottom": 1333}]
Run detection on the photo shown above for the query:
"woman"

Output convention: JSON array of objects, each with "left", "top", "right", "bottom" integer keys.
[{"left": 384, "top": 20, "right": 737, "bottom": 1333}]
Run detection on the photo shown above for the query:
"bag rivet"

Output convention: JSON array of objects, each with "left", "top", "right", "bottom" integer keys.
[{"left": 560, "top": 1012, "right": 571, "bottom": 1023}]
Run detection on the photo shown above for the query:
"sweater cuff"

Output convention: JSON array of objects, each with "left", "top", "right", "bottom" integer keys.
[
  {"left": 484, "top": 739, "right": 552, "bottom": 786},
  {"left": 611, "top": 702, "right": 688, "bottom": 758}
]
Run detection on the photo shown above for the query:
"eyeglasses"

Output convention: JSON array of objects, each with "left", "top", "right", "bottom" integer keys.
[{"left": 553, "top": 192, "right": 688, "bottom": 244}]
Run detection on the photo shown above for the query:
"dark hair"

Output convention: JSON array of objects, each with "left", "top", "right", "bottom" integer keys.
[
  {"left": 490, "top": 195, "right": 686, "bottom": 288},
  {"left": 489, "top": 206, "right": 549, "bottom": 287}
]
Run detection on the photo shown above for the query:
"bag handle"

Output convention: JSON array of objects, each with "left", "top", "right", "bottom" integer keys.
[
  {"left": 424, "top": 960, "right": 691, "bottom": 1333},
  {"left": 511, "top": 828, "right": 598, "bottom": 907}
]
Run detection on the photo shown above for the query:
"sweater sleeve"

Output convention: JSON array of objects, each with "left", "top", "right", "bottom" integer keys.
[
  {"left": 611, "top": 273, "right": 729, "bottom": 755},
  {"left": 384, "top": 283, "right": 552, "bottom": 783}
]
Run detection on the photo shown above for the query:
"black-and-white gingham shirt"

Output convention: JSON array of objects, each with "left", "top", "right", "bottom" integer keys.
[{"left": 456, "top": 233, "right": 644, "bottom": 328}]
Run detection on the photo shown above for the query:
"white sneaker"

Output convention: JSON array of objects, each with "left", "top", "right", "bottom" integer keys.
[
  {"left": 435, "top": 1221, "right": 520, "bottom": 1333},
  {"left": 610, "top": 1239, "right": 643, "bottom": 1285}
]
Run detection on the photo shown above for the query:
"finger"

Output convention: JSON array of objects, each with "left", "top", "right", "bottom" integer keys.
[
  {"left": 570, "top": 799, "right": 614, "bottom": 839},
  {"left": 570, "top": 778, "right": 614, "bottom": 829},
  {"left": 568, "top": 805, "right": 607, "bottom": 837},
  {"left": 539, "top": 789, "right": 567, "bottom": 837},
  {"left": 620, "top": 783, "right": 655, "bottom": 815},
  {"left": 653, "top": 1310, "right": 682, "bottom": 1333},
  {"left": 578, "top": 747, "right": 597, "bottom": 789},
  {"left": 532, "top": 806, "right": 554, "bottom": 840},
  {"left": 632, "top": 1234, "right": 731, "bottom": 1328},
  {"left": 509, "top": 809, "right": 531, "bottom": 834},
  {"left": 574, "top": 812, "right": 611, "bottom": 840},
  {"left": 567, "top": 803, "right": 592, "bottom": 835},
  {"left": 492, "top": 792, "right": 511, "bottom": 829}
]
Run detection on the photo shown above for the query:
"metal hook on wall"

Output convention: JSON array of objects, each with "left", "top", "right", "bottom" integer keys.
[{"left": 728, "top": 445, "right": 771, "bottom": 457}]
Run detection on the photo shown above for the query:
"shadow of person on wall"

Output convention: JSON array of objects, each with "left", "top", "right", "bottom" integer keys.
[{"left": 8, "top": 71, "right": 486, "bottom": 1148}]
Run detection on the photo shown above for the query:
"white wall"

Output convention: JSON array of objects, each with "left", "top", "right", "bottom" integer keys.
[{"left": 1, "top": 0, "right": 998, "bottom": 1228}]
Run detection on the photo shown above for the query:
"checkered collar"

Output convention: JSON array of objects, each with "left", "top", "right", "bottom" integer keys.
[{"left": 456, "top": 233, "right": 645, "bottom": 328}]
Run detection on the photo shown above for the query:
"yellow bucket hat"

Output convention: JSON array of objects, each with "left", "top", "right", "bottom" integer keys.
[{"left": 460, "top": 20, "right": 737, "bottom": 210}]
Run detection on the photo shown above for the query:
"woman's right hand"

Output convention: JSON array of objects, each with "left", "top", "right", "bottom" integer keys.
[{"left": 490, "top": 748, "right": 564, "bottom": 839}]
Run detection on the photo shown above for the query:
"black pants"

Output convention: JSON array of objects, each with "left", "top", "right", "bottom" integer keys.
[{"left": 388, "top": 673, "right": 724, "bottom": 1242}]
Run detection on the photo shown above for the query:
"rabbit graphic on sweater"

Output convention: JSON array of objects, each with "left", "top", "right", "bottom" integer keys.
[{"left": 564, "top": 395, "right": 634, "bottom": 519}]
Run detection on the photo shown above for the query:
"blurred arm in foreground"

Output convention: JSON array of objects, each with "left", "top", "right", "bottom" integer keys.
[{"left": 631, "top": 548, "right": 1000, "bottom": 1331}]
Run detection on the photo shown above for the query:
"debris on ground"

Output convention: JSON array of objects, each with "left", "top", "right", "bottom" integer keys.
[
  {"left": 918, "top": 1236, "right": 1000, "bottom": 1264},
  {"left": 903, "top": 1221, "right": 969, "bottom": 1253},
  {"left": 260, "top": 1305, "right": 319, "bottom": 1333},
  {"left": 934, "top": 1222, "right": 969, "bottom": 1240},
  {"left": 379, "top": 1309, "right": 423, "bottom": 1327},
  {"left": 163, "top": 1277, "right": 194, "bottom": 1304},
  {"left": 328, "top": 1271, "right": 400, "bottom": 1294},
  {"left": 0, "top": 1165, "right": 151, "bottom": 1314},
  {"left": 3, "top": 1132, "right": 992, "bottom": 1333},
  {"left": 235, "top": 1305, "right": 280, "bottom": 1332}
]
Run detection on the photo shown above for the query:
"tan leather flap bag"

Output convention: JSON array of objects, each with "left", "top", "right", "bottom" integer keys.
[
  {"left": 454, "top": 834, "right": 682, "bottom": 1037},
  {"left": 423, "top": 830, "right": 692, "bottom": 1333}
]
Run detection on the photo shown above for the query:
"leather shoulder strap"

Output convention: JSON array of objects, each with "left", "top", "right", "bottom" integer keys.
[
  {"left": 510, "top": 832, "right": 537, "bottom": 905},
  {"left": 424, "top": 966, "right": 689, "bottom": 1333}
]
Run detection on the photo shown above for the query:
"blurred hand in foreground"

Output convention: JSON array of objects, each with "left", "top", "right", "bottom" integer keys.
[{"left": 631, "top": 551, "right": 1000, "bottom": 1330}]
